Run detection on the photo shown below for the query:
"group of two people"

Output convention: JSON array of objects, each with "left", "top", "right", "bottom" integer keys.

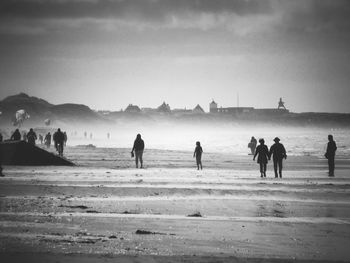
[
  {"left": 131, "top": 134, "right": 204, "bottom": 170},
  {"left": 253, "top": 137, "right": 287, "bottom": 178}
]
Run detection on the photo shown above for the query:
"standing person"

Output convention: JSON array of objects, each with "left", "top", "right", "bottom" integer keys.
[
  {"left": 253, "top": 139, "right": 269, "bottom": 178},
  {"left": 44, "top": 132, "right": 52, "bottom": 148},
  {"left": 269, "top": 137, "right": 287, "bottom": 178},
  {"left": 325, "top": 135, "right": 337, "bottom": 177},
  {"left": 84, "top": 131, "right": 87, "bottom": 138},
  {"left": 53, "top": 128, "right": 65, "bottom": 156},
  {"left": 193, "top": 141, "right": 203, "bottom": 170},
  {"left": 22, "top": 132, "right": 27, "bottom": 141},
  {"left": 63, "top": 132, "right": 68, "bottom": 146},
  {"left": 27, "top": 128, "right": 37, "bottom": 145},
  {"left": 248, "top": 136, "right": 257, "bottom": 155},
  {"left": 38, "top": 134, "right": 43, "bottom": 144},
  {"left": 131, "top": 134, "right": 145, "bottom": 168},
  {"left": 10, "top": 129, "right": 21, "bottom": 141},
  {"left": 0, "top": 132, "right": 3, "bottom": 177},
  {"left": 0, "top": 143, "right": 3, "bottom": 177}
]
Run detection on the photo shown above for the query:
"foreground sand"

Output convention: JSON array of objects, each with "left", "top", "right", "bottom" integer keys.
[{"left": 0, "top": 148, "right": 349, "bottom": 262}]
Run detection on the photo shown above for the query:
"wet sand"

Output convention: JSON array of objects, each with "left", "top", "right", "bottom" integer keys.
[{"left": 0, "top": 148, "right": 350, "bottom": 262}]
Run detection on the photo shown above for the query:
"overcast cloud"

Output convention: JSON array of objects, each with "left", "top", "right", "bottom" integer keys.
[{"left": 0, "top": 0, "right": 350, "bottom": 112}]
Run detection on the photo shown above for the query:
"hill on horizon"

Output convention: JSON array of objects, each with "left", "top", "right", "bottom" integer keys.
[{"left": 0, "top": 93, "right": 105, "bottom": 127}]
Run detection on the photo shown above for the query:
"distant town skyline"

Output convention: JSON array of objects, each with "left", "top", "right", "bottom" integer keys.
[{"left": 1, "top": 0, "right": 350, "bottom": 113}]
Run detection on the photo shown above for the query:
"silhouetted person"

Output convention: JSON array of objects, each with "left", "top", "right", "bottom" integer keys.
[
  {"left": 278, "top": 98, "right": 286, "bottom": 110},
  {"left": 10, "top": 129, "right": 21, "bottom": 141},
  {"left": 248, "top": 136, "right": 257, "bottom": 155},
  {"left": 22, "top": 132, "right": 27, "bottom": 142},
  {"left": 131, "top": 134, "right": 144, "bottom": 168},
  {"left": 0, "top": 132, "right": 3, "bottom": 177},
  {"left": 107, "top": 132, "right": 110, "bottom": 139},
  {"left": 0, "top": 144, "right": 3, "bottom": 177},
  {"left": 44, "top": 132, "right": 51, "bottom": 148},
  {"left": 193, "top": 141, "right": 203, "bottom": 170},
  {"left": 63, "top": 132, "right": 67, "bottom": 146},
  {"left": 253, "top": 139, "right": 269, "bottom": 178},
  {"left": 27, "top": 128, "right": 37, "bottom": 145},
  {"left": 53, "top": 128, "right": 65, "bottom": 156},
  {"left": 38, "top": 134, "right": 43, "bottom": 144},
  {"left": 325, "top": 135, "right": 337, "bottom": 177},
  {"left": 269, "top": 137, "right": 287, "bottom": 178},
  {"left": 84, "top": 131, "right": 87, "bottom": 138}
]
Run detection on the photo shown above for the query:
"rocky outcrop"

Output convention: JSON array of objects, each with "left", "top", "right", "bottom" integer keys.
[{"left": 0, "top": 141, "right": 74, "bottom": 166}]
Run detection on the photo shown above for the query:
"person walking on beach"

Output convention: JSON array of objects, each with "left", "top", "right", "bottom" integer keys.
[
  {"left": 44, "top": 132, "right": 51, "bottom": 148},
  {"left": 269, "top": 137, "right": 287, "bottom": 178},
  {"left": 248, "top": 136, "right": 257, "bottom": 155},
  {"left": 193, "top": 141, "right": 203, "bottom": 170},
  {"left": 38, "top": 134, "right": 43, "bottom": 144},
  {"left": 325, "top": 134, "right": 337, "bottom": 177},
  {"left": 53, "top": 128, "right": 65, "bottom": 156},
  {"left": 63, "top": 132, "right": 68, "bottom": 146},
  {"left": 131, "top": 134, "right": 145, "bottom": 168},
  {"left": 253, "top": 139, "right": 269, "bottom": 177},
  {"left": 27, "top": 128, "right": 37, "bottom": 145},
  {"left": 10, "top": 129, "right": 21, "bottom": 141}
]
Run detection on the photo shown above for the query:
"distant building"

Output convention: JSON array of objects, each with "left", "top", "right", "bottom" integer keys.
[
  {"left": 141, "top": 107, "right": 157, "bottom": 113},
  {"left": 172, "top": 108, "right": 192, "bottom": 114},
  {"left": 157, "top": 102, "right": 171, "bottom": 113},
  {"left": 125, "top": 104, "right": 141, "bottom": 113},
  {"left": 193, "top": 104, "right": 205, "bottom": 114},
  {"left": 217, "top": 107, "right": 254, "bottom": 114},
  {"left": 209, "top": 100, "right": 218, "bottom": 113}
]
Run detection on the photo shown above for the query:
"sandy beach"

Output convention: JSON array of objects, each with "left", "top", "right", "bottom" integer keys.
[{"left": 0, "top": 147, "right": 350, "bottom": 262}]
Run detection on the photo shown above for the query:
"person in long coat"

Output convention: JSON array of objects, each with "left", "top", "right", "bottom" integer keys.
[
  {"left": 325, "top": 135, "right": 337, "bottom": 177},
  {"left": 253, "top": 138, "right": 269, "bottom": 177}
]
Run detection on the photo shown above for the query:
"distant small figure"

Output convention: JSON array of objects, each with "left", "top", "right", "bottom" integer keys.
[
  {"left": 193, "top": 141, "right": 203, "bottom": 170},
  {"left": 248, "top": 136, "right": 257, "bottom": 155},
  {"left": 84, "top": 131, "right": 87, "bottom": 138},
  {"left": 44, "top": 132, "right": 51, "bottom": 148},
  {"left": 269, "top": 137, "right": 287, "bottom": 178},
  {"left": 10, "top": 129, "right": 21, "bottom": 141},
  {"left": 90, "top": 133, "right": 93, "bottom": 139},
  {"left": 107, "top": 132, "right": 110, "bottom": 139},
  {"left": 38, "top": 134, "right": 43, "bottom": 145},
  {"left": 0, "top": 146, "right": 3, "bottom": 177},
  {"left": 0, "top": 133, "right": 3, "bottom": 177},
  {"left": 253, "top": 139, "right": 269, "bottom": 178},
  {"left": 53, "top": 128, "right": 65, "bottom": 156},
  {"left": 278, "top": 98, "right": 286, "bottom": 110},
  {"left": 325, "top": 135, "right": 337, "bottom": 177},
  {"left": 27, "top": 128, "right": 37, "bottom": 145},
  {"left": 22, "top": 132, "right": 27, "bottom": 142},
  {"left": 131, "top": 134, "right": 145, "bottom": 168},
  {"left": 63, "top": 132, "right": 68, "bottom": 146}
]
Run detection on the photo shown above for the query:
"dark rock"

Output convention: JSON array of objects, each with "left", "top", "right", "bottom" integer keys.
[{"left": 0, "top": 141, "right": 74, "bottom": 166}]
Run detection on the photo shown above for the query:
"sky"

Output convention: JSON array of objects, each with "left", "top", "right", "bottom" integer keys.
[{"left": 0, "top": 0, "right": 350, "bottom": 113}]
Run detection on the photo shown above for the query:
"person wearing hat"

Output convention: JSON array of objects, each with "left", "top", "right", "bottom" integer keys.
[
  {"left": 253, "top": 138, "right": 269, "bottom": 177},
  {"left": 325, "top": 135, "right": 337, "bottom": 177},
  {"left": 269, "top": 137, "right": 287, "bottom": 178}
]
